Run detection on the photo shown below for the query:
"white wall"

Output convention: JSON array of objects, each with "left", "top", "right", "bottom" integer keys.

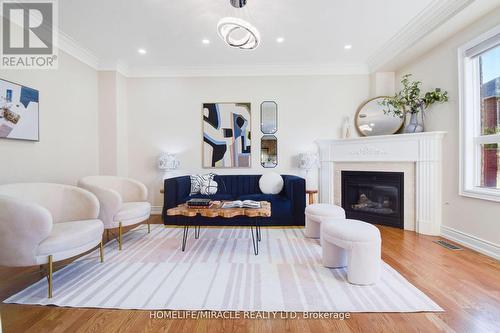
[
  {"left": 0, "top": 51, "right": 99, "bottom": 186},
  {"left": 98, "top": 71, "right": 118, "bottom": 175},
  {"left": 116, "top": 72, "right": 129, "bottom": 177},
  {"left": 395, "top": 7, "right": 500, "bottom": 248},
  {"left": 97, "top": 71, "right": 128, "bottom": 176},
  {"left": 126, "top": 75, "right": 369, "bottom": 208}
]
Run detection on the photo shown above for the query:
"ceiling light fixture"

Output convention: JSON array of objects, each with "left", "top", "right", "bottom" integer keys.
[
  {"left": 217, "top": 17, "right": 260, "bottom": 50},
  {"left": 202, "top": 39, "right": 210, "bottom": 45},
  {"left": 344, "top": 44, "right": 352, "bottom": 50},
  {"left": 137, "top": 48, "right": 147, "bottom": 54},
  {"left": 276, "top": 37, "right": 285, "bottom": 43}
]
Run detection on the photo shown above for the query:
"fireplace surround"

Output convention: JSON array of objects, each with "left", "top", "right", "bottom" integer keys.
[{"left": 317, "top": 132, "right": 446, "bottom": 235}]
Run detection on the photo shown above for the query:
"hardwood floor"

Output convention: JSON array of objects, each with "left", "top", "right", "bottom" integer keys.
[{"left": 1, "top": 216, "right": 499, "bottom": 333}]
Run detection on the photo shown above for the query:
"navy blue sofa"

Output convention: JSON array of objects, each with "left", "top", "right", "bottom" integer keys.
[{"left": 162, "top": 174, "right": 306, "bottom": 226}]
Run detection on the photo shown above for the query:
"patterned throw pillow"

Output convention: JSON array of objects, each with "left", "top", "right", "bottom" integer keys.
[
  {"left": 200, "top": 178, "right": 218, "bottom": 195},
  {"left": 190, "top": 173, "right": 216, "bottom": 195}
]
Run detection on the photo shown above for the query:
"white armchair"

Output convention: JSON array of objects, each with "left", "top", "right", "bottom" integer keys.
[
  {"left": 78, "top": 176, "right": 151, "bottom": 250},
  {"left": 0, "top": 183, "right": 104, "bottom": 298}
]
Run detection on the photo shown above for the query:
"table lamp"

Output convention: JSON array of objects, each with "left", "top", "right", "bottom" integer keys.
[
  {"left": 298, "top": 152, "right": 320, "bottom": 191},
  {"left": 158, "top": 153, "right": 180, "bottom": 171}
]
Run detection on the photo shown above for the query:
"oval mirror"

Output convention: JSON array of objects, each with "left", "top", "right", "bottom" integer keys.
[
  {"left": 261, "top": 101, "right": 277, "bottom": 134},
  {"left": 355, "top": 97, "right": 404, "bottom": 136},
  {"left": 261, "top": 135, "right": 277, "bottom": 168}
]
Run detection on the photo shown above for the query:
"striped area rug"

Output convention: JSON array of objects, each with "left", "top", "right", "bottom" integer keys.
[{"left": 4, "top": 225, "right": 443, "bottom": 312}]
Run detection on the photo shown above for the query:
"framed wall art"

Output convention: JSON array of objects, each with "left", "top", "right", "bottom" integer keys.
[
  {"left": 202, "top": 102, "right": 251, "bottom": 168},
  {"left": 0, "top": 78, "right": 39, "bottom": 141}
]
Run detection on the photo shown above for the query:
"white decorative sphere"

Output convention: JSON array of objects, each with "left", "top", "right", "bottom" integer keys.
[{"left": 259, "top": 172, "right": 284, "bottom": 194}]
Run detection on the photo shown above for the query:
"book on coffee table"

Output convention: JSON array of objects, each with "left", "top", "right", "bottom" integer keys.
[
  {"left": 221, "top": 200, "right": 261, "bottom": 209},
  {"left": 187, "top": 198, "right": 212, "bottom": 207}
]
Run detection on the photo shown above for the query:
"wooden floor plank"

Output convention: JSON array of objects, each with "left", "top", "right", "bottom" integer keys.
[{"left": 1, "top": 217, "right": 499, "bottom": 333}]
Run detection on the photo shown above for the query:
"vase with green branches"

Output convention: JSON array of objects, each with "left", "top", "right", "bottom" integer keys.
[{"left": 380, "top": 74, "right": 449, "bottom": 133}]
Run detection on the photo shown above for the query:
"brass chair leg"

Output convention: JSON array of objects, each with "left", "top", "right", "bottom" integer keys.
[
  {"left": 99, "top": 241, "right": 104, "bottom": 263},
  {"left": 147, "top": 218, "right": 151, "bottom": 234},
  {"left": 47, "top": 255, "right": 53, "bottom": 298},
  {"left": 118, "top": 222, "right": 123, "bottom": 251}
]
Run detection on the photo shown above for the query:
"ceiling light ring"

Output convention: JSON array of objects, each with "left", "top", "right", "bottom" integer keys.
[
  {"left": 218, "top": 23, "right": 254, "bottom": 47},
  {"left": 224, "top": 26, "right": 252, "bottom": 47},
  {"left": 238, "top": 37, "right": 257, "bottom": 49},
  {"left": 217, "top": 17, "right": 260, "bottom": 50},
  {"left": 224, "top": 26, "right": 250, "bottom": 47}
]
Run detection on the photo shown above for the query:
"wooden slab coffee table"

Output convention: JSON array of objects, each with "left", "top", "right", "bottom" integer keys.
[{"left": 166, "top": 201, "right": 271, "bottom": 255}]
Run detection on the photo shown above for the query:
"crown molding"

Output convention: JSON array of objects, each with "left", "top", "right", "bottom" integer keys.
[
  {"left": 98, "top": 60, "right": 130, "bottom": 77},
  {"left": 124, "top": 63, "right": 369, "bottom": 78},
  {"left": 58, "top": 30, "right": 100, "bottom": 69},
  {"left": 366, "top": 0, "right": 475, "bottom": 72},
  {"left": 115, "top": 61, "right": 130, "bottom": 77}
]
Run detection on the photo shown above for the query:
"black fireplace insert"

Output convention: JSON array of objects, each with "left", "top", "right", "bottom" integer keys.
[{"left": 341, "top": 171, "right": 404, "bottom": 229}]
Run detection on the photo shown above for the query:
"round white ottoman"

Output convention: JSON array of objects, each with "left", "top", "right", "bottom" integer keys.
[
  {"left": 321, "top": 219, "right": 381, "bottom": 285},
  {"left": 305, "top": 203, "right": 346, "bottom": 238}
]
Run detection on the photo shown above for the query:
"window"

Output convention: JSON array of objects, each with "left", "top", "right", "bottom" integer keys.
[{"left": 459, "top": 26, "right": 500, "bottom": 201}]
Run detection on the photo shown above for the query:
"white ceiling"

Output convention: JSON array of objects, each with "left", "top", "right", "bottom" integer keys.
[{"left": 59, "top": 0, "right": 438, "bottom": 72}]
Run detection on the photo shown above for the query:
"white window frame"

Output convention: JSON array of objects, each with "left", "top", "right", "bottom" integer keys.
[{"left": 458, "top": 25, "right": 500, "bottom": 202}]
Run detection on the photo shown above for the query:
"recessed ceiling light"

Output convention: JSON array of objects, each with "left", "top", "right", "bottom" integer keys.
[
  {"left": 202, "top": 39, "right": 210, "bottom": 45},
  {"left": 137, "top": 48, "right": 147, "bottom": 54},
  {"left": 344, "top": 44, "right": 352, "bottom": 50},
  {"left": 276, "top": 37, "right": 285, "bottom": 43}
]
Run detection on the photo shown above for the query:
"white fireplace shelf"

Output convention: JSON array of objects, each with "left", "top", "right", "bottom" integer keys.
[{"left": 316, "top": 131, "right": 446, "bottom": 236}]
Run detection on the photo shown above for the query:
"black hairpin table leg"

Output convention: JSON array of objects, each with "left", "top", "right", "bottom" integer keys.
[
  {"left": 257, "top": 220, "right": 261, "bottom": 242},
  {"left": 251, "top": 222, "right": 259, "bottom": 255},
  {"left": 181, "top": 225, "right": 189, "bottom": 251},
  {"left": 194, "top": 225, "right": 200, "bottom": 239}
]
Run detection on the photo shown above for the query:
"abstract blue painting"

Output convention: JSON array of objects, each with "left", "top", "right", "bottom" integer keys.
[{"left": 203, "top": 103, "right": 251, "bottom": 168}]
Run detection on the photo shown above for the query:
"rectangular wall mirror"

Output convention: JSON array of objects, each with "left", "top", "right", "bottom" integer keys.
[
  {"left": 261, "top": 135, "right": 278, "bottom": 168},
  {"left": 260, "top": 101, "right": 277, "bottom": 134}
]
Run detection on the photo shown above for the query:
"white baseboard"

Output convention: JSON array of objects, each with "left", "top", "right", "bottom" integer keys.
[
  {"left": 151, "top": 206, "right": 162, "bottom": 215},
  {"left": 440, "top": 226, "right": 500, "bottom": 260}
]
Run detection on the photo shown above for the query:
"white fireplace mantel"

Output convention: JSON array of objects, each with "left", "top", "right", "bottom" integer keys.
[{"left": 316, "top": 131, "right": 446, "bottom": 236}]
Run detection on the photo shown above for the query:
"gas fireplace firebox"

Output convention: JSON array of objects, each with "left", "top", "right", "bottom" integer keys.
[{"left": 341, "top": 171, "right": 404, "bottom": 229}]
